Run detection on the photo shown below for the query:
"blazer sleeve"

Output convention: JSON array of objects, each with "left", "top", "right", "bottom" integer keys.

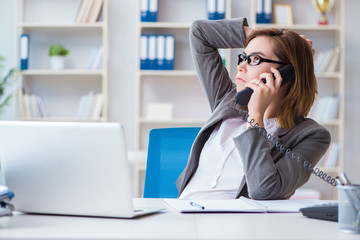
[
  {"left": 233, "top": 120, "right": 331, "bottom": 200},
  {"left": 189, "top": 18, "right": 248, "bottom": 111}
]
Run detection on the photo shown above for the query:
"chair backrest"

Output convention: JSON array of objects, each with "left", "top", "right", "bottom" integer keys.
[{"left": 143, "top": 127, "right": 201, "bottom": 198}]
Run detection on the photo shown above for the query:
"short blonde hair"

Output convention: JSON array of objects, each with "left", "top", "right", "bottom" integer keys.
[{"left": 245, "top": 28, "right": 317, "bottom": 129}]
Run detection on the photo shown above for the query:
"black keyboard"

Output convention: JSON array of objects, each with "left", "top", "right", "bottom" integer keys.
[{"left": 300, "top": 203, "right": 338, "bottom": 222}]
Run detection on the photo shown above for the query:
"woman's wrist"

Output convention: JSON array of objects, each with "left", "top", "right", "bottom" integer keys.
[{"left": 246, "top": 113, "right": 264, "bottom": 129}]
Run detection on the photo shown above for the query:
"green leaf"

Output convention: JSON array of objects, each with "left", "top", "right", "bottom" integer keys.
[
  {"left": 0, "top": 95, "right": 12, "bottom": 114},
  {"left": 0, "top": 69, "right": 14, "bottom": 86},
  {"left": 49, "top": 45, "right": 70, "bottom": 56},
  {"left": 0, "top": 55, "right": 14, "bottom": 115}
]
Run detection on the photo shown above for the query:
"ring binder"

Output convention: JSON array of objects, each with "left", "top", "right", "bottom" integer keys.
[
  {"left": 165, "top": 35, "right": 175, "bottom": 70},
  {"left": 141, "top": 0, "right": 158, "bottom": 22},
  {"left": 19, "top": 33, "right": 29, "bottom": 70},
  {"left": 140, "top": 35, "right": 149, "bottom": 70}
]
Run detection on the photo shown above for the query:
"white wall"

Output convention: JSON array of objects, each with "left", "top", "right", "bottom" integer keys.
[
  {"left": 107, "top": 0, "right": 138, "bottom": 145},
  {"left": 0, "top": 0, "right": 359, "bottom": 189}
]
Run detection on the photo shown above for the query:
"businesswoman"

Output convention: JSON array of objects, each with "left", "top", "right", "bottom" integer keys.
[{"left": 176, "top": 18, "right": 331, "bottom": 200}]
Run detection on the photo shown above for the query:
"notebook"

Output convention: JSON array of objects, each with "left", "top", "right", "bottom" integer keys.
[
  {"left": 165, "top": 197, "right": 324, "bottom": 213},
  {"left": 0, "top": 121, "right": 164, "bottom": 218}
]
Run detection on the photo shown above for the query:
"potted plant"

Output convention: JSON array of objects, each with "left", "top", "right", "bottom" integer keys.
[
  {"left": 0, "top": 55, "right": 14, "bottom": 115},
  {"left": 49, "top": 45, "right": 70, "bottom": 70}
]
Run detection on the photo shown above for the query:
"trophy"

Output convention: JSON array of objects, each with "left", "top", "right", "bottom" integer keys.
[{"left": 312, "top": 0, "right": 335, "bottom": 25}]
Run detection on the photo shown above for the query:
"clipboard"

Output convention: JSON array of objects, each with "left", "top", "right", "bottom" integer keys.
[{"left": 164, "top": 197, "right": 324, "bottom": 213}]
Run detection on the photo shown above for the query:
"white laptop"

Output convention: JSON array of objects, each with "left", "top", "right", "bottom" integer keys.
[{"left": 0, "top": 121, "right": 164, "bottom": 218}]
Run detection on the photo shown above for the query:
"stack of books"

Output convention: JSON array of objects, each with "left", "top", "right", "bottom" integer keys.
[
  {"left": 314, "top": 47, "right": 340, "bottom": 73},
  {"left": 0, "top": 185, "right": 14, "bottom": 217},
  {"left": 86, "top": 46, "right": 104, "bottom": 70},
  {"left": 140, "top": 34, "right": 175, "bottom": 70},
  {"left": 309, "top": 95, "right": 340, "bottom": 122},
  {"left": 20, "top": 93, "right": 49, "bottom": 119},
  {"left": 75, "top": 0, "right": 104, "bottom": 23},
  {"left": 76, "top": 91, "right": 104, "bottom": 120}
]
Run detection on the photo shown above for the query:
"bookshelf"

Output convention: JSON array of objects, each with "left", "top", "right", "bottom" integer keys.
[
  {"left": 14, "top": 0, "right": 109, "bottom": 121},
  {"left": 135, "top": 0, "right": 236, "bottom": 152},
  {"left": 134, "top": 0, "right": 344, "bottom": 199}
]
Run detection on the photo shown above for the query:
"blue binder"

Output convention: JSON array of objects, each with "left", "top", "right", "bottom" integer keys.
[
  {"left": 141, "top": 0, "right": 158, "bottom": 22},
  {"left": 208, "top": 0, "right": 226, "bottom": 20},
  {"left": 140, "top": 0, "right": 148, "bottom": 22},
  {"left": 148, "top": 0, "right": 158, "bottom": 22},
  {"left": 207, "top": 0, "right": 216, "bottom": 20},
  {"left": 256, "top": 0, "right": 272, "bottom": 24},
  {"left": 148, "top": 34, "right": 157, "bottom": 70},
  {"left": 164, "top": 35, "right": 175, "bottom": 70},
  {"left": 19, "top": 33, "right": 29, "bottom": 70},
  {"left": 156, "top": 35, "right": 166, "bottom": 70},
  {"left": 215, "top": 0, "right": 225, "bottom": 20},
  {"left": 140, "top": 35, "right": 149, "bottom": 70}
]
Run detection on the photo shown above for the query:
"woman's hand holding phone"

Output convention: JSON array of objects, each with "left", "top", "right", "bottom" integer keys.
[{"left": 245, "top": 68, "right": 282, "bottom": 128}]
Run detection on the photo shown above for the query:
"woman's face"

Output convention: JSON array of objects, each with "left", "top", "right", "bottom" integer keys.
[{"left": 235, "top": 36, "right": 283, "bottom": 92}]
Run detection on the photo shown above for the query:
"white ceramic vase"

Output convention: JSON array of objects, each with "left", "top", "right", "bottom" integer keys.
[{"left": 50, "top": 56, "right": 65, "bottom": 70}]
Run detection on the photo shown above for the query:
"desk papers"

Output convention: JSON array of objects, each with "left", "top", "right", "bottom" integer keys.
[{"left": 164, "top": 197, "right": 324, "bottom": 213}]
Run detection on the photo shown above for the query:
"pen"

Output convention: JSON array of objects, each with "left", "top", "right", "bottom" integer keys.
[
  {"left": 340, "top": 173, "right": 352, "bottom": 186},
  {"left": 190, "top": 201, "right": 205, "bottom": 210}
]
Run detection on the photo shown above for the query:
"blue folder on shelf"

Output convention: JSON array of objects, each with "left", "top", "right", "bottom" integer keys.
[
  {"left": 164, "top": 35, "right": 175, "bottom": 70},
  {"left": 207, "top": 0, "right": 226, "bottom": 20},
  {"left": 140, "top": 34, "right": 175, "bottom": 70},
  {"left": 156, "top": 35, "right": 165, "bottom": 70},
  {"left": 207, "top": 0, "right": 216, "bottom": 20},
  {"left": 141, "top": 0, "right": 158, "bottom": 22},
  {"left": 256, "top": 0, "right": 272, "bottom": 24},
  {"left": 140, "top": 35, "right": 149, "bottom": 70},
  {"left": 19, "top": 33, "right": 29, "bottom": 70},
  {"left": 215, "top": 0, "right": 225, "bottom": 20},
  {"left": 147, "top": 35, "right": 157, "bottom": 70}
]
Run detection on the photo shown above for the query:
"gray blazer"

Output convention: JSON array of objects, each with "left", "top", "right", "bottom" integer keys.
[{"left": 175, "top": 18, "right": 331, "bottom": 200}]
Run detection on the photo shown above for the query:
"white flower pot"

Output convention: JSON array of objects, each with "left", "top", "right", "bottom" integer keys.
[{"left": 50, "top": 56, "right": 65, "bottom": 70}]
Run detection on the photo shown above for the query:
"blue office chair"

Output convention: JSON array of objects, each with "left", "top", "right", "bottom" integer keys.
[{"left": 143, "top": 127, "right": 201, "bottom": 198}]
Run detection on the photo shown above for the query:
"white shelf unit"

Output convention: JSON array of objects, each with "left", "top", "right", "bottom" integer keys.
[
  {"left": 135, "top": 0, "right": 237, "bottom": 152},
  {"left": 14, "top": 0, "right": 109, "bottom": 122}
]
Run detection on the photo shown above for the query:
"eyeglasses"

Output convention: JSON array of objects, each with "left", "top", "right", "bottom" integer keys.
[{"left": 237, "top": 53, "right": 287, "bottom": 66}]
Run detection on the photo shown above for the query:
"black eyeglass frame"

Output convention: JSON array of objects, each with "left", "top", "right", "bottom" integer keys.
[{"left": 237, "top": 53, "right": 287, "bottom": 66}]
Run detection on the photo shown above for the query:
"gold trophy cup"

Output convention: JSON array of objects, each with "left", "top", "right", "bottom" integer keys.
[{"left": 312, "top": 0, "right": 335, "bottom": 25}]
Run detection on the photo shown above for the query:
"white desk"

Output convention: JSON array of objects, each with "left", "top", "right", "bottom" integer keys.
[{"left": 0, "top": 198, "right": 358, "bottom": 240}]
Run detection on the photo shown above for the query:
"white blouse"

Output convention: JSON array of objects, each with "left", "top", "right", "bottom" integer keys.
[{"left": 180, "top": 117, "right": 278, "bottom": 199}]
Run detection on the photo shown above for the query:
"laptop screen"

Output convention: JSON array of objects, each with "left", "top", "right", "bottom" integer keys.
[{"left": 0, "top": 121, "right": 136, "bottom": 218}]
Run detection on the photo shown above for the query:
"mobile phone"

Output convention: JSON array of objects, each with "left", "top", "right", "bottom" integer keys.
[{"left": 235, "top": 64, "right": 295, "bottom": 107}]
